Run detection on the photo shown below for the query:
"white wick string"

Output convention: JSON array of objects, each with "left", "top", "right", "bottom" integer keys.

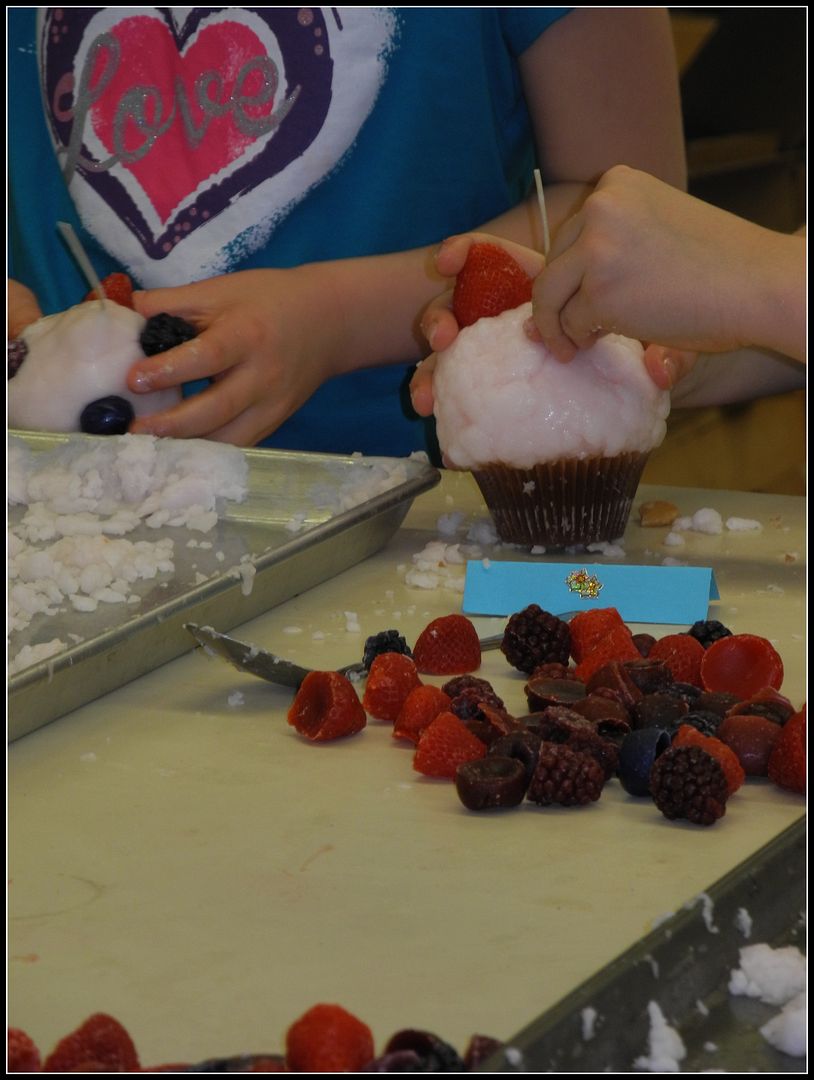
[
  {"left": 57, "top": 221, "right": 107, "bottom": 307},
  {"left": 533, "top": 169, "right": 550, "bottom": 257}
]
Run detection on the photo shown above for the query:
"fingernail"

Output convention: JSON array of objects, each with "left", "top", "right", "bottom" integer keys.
[
  {"left": 423, "top": 320, "right": 438, "bottom": 351},
  {"left": 131, "top": 370, "right": 154, "bottom": 391}
]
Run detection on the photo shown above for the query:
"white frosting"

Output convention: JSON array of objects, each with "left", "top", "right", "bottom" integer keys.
[
  {"left": 9, "top": 301, "right": 181, "bottom": 432},
  {"left": 433, "top": 304, "right": 670, "bottom": 469}
]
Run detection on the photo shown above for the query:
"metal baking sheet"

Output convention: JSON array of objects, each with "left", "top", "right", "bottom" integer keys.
[
  {"left": 479, "top": 818, "right": 806, "bottom": 1073},
  {"left": 8, "top": 432, "right": 439, "bottom": 742}
]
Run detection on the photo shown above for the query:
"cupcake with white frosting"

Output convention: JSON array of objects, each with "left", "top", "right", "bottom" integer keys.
[{"left": 432, "top": 302, "right": 670, "bottom": 547}]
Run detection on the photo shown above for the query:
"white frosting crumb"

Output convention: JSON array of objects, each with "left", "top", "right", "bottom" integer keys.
[
  {"left": 343, "top": 612, "right": 361, "bottom": 633},
  {"left": 734, "top": 907, "right": 753, "bottom": 939},
  {"left": 726, "top": 516, "right": 762, "bottom": 532},
  {"left": 282, "top": 625, "right": 304, "bottom": 635},
  {"left": 728, "top": 943, "right": 806, "bottom": 1005},
  {"left": 437, "top": 511, "right": 465, "bottom": 536},
  {"left": 227, "top": 691, "right": 245, "bottom": 708},
  {"left": 633, "top": 1001, "right": 686, "bottom": 1072},
  {"left": 503, "top": 1046, "right": 524, "bottom": 1069},
  {"left": 530, "top": 545, "right": 546, "bottom": 555},
  {"left": 662, "top": 556, "right": 688, "bottom": 566},
  {"left": 759, "top": 991, "right": 807, "bottom": 1056},
  {"left": 581, "top": 1006, "right": 599, "bottom": 1040},
  {"left": 587, "top": 540, "right": 626, "bottom": 559},
  {"left": 696, "top": 999, "right": 710, "bottom": 1017},
  {"left": 663, "top": 531, "right": 685, "bottom": 546}
]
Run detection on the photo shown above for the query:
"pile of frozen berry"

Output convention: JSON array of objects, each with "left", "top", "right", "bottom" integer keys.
[
  {"left": 286, "top": 606, "right": 805, "bottom": 827},
  {"left": 8, "top": 1005, "right": 501, "bottom": 1073}
]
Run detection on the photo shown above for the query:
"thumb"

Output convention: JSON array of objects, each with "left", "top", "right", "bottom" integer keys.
[{"left": 643, "top": 344, "right": 698, "bottom": 390}]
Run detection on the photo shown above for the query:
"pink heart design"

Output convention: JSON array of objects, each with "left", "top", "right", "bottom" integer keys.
[{"left": 90, "top": 14, "right": 276, "bottom": 223}]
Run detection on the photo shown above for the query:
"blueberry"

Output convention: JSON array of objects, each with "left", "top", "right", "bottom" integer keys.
[
  {"left": 618, "top": 727, "right": 672, "bottom": 796},
  {"left": 79, "top": 395, "right": 135, "bottom": 435}
]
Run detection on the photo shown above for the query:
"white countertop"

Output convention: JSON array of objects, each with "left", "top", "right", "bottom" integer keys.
[{"left": 8, "top": 473, "right": 806, "bottom": 1068}]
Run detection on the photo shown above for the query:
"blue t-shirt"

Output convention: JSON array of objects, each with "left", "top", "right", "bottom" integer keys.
[{"left": 8, "top": 7, "right": 570, "bottom": 457}]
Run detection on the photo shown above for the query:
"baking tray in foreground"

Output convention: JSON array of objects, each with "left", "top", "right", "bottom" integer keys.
[
  {"left": 8, "top": 432, "right": 439, "bottom": 743},
  {"left": 480, "top": 817, "right": 806, "bottom": 1073}
]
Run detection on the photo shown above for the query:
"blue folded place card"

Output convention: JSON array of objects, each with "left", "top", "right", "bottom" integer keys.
[{"left": 463, "top": 562, "right": 719, "bottom": 625}]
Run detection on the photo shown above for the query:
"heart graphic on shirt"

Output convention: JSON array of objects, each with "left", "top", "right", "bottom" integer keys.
[{"left": 41, "top": 7, "right": 338, "bottom": 261}]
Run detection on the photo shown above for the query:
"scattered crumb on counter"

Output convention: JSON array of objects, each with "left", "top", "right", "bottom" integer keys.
[
  {"left": 663, "top": 531, "right": 685, "bottom": 547},
  {"left": 633, "top": 1001, "right": 686, "bottom": 1072},
  {"left": 283, "top": 626, "right": 304, "bottom": 635},
  {"left": 696, "top": 1000, "right": 710, "bottom": 1017},
  {"left": 759, "top": 991, "right": 807, "bottom": 1056},
  {"left": 587, "top": 540, "right": 626, "bottom": 559},
  {"left": 227, "top": 691, "right": 245, "bottom": 708},
  {"left": 661, "top": 556, "right": 688, "bottom": 567},
  {"left": 79, "top": 752, "right": 97, "bottom": 763},
  {"left": 726, "top": 516, "right": 762, "bottom": 532},
  {"left": 639, "top": 499, "right": 679, "bottom": 527},
  {"left": 502, "top": 1046, "right": 524, "bottom": 1069}
]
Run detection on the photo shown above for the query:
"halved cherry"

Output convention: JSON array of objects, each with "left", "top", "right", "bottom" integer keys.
[{"left": 700, "top": 634, "right": 784, "bottom": 697}]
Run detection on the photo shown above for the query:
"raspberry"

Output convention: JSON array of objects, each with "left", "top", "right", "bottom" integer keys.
[
  {"left": 574, "top": 626, "right": 640, "bottom": 684},
  {"left": 632, "top": 632, "right": 657, "bottom": 657},
  {"left": 8, "top": 1028, "right": 41, "bottom": 1072},
  {"left": 695, "top": 691, "right": 742, "bottom": 717},
  {"left": 42, "top": 1013, "right": 140, "bottom": 1073},
  {"left": 526, "top": 743, "right": 604, "bottom": 806},
  {"left": 178, "top": 1054, "right": 287, "bottom": 1072},
  {"left": 528, "top": 662, "right": 579, "bottom": 681},
  {"left": 287, "top": 670, "right": 367, "bottom": 741},
  {"left": 568, "top": 607, "right": 627, "bottom": 663},
  {"left": 717, "top": 713, "right": 782, "bottom": 776},
  {"left": 139, "top": 312, "right": 198, "bottom": 356},
  {"left": 767, "top": 707, "right": 806, "bottom": 794},
  {"left": 8, "top": 338, "right": 27, "bottom": 380},
  {"left": 524, "top": 674, "right": 586, "bottom": 711},
  {"left": 463, "top": 1036, "right": 504, "bottom": 1070},
  {"left": 412, "top": 614, "right": 481, "bottom": 675},
  {"left": 648, "top": 634, "right": 705, "bottom": 686},
  {"left": 726, "top": 687, "right": 796, "bottom": 726},
  {"left": 700, "top": 634, "right": 784, "bottom": 697},
  {"left": 362, "top": 629, "right": 412, "bottom": 670},
  {"left": 84, "top": 271, "right": 135, "bottom": 308},
  {"left": 451, "top": 242, "right": 534, "bottom": 328},
  {"left": 393, "top": 684, "right": 451, "bottom": 744},
  {"left": 585, "top": 660, "right": 642, "bottom": 711},
  {"left": 500, "top": 605, "right": 571, "bottom": 673},
  {"left": 662, "top": 681, "right": 703, "bottom": 706},
  {"left": 413, "top": 711, "right": 487, "bottom": 778},
  {"left": 623, "top": 658, "right": 674, "bottom": 695},
  {"left": 532, "top": 706, "right": 618, "bottom": 781},
  {"left": 362, "top": 653, "right": 421, "bottom": 722},
  {"left": 285, "top": 1004, "right": 374, "bottom": 1073},
  {"left": 671, "top": 724, "right": 745, "bottom": 795},
  {"left": 649, "top": 745, "right": 729, "bottom": 825},
  {"left": 687, "top": 619, "right": 733, "bottom": 648}
]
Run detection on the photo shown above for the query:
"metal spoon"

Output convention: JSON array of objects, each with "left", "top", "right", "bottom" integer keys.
[{"left": 185, "top": 611, "right": 580, "bottom": 690}]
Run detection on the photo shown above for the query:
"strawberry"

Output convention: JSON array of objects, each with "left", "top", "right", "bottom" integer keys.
[
  {"left": 573, "top": 625, "right": 640, "bottom": 684},
  {"left": 287, "top": 671, "right": 367, "bottom": 741},
  {"left": 285, "top": 1004, "right": 374, "bottom": 1073},
  {"left": 83, "top": 272, "right": 135, "bottom": 309},
  {"left": 451, "top": 242, "right": 534, "bottom": 328},
  {"left": 700, "top": 633, "right": 784, "bottom": 697},
  {"left": 568, "top": 607, "right": 627, "bottom": 664},
  {"left": 8, "top": 1028, "right": 41, "bottom": 1072},
  {"left": 412, "top": 614, "right": 481, "bottom": 675},
  {"left": 42, "top": 1013, "right": 140, "bottom": 1073},
  {"left": 648, "top": 633, "right": 705, "bottom": 686},
  {"left": 672, "top": 724, "right": 745, "bottom": 796},
  {"left": 393, "top": 684, "right": 452, "bottom": 744},
  {"left": 413, "top": 711, "right": 487, "bottom": 779},
  {"left": 767, "top": 707, "right": 806, "bottom": 794},
  {"left": 361, "top": 652, "right": 422, "bottom": 722}
]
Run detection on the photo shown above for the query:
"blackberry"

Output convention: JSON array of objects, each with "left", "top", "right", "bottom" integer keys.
[
  {"left": 8, "top": 338, "right": 27, "bottom": 379},
  {"left": 650, "top": 745, "right": 728, "bottom": 825},
  {"left": 139, "top": 312, "right": 198, "bottom": 356},
  {"left": 687, "top": 619, "right": 733, "bottom": 649},
  {"left": 634, "top": 693, "right": 688, "bottom": 730},
  {"left": 449, "top": 684, "right": 505, "bottom": 721},
  {"left": 624, "top": 658, "right": 674, "bottom": 695},
  {"left": 662, "top": 681, "right": 703, "bottom": 705},
  {"left": 382, "top": 1030, "right": 464, "bottom": 1072},
  {"left": 526, "top": 743, "right": 605, "bottom": 806},
  {"left": 501, "top": 604, "right": 571, "bottom": 673},
  {"left": 185, "top": 1055, "right": 286, "bottom": 1072},
  {"left": 441, "top": 674, "right": 496, "bottom": 700},
  {"left": 632, "top": 632, "right": 657, "bottom": 657},
  {"left": 528, "top": 661, "right": 579, "bottom": 681},
  {"left": 362, "top": 629, "right": 412, "bottom": 670},
  {"left": 455, "top": 756, "right": 528, "bottom": 810},
  {"left": 666, "top": 710, "right": 723, "bottom": 739}
]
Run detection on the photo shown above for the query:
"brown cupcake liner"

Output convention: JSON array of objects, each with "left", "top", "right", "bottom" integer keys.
[{"left": 472, "top": 452, "right": 650, "bottom": 548}]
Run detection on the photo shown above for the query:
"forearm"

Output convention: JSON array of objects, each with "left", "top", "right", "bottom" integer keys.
[
  {"left": 672, "top": 347, "right": 805, "bottom": 409},
  {"left": 744, "top": 231, "right": 806, "bottom": 363}
]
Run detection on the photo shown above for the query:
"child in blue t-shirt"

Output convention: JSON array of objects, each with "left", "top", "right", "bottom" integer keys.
[{"left": 8, "top": 8, "right": 686, "bottom": 457}]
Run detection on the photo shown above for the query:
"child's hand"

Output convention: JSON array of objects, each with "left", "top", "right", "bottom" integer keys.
[{"left": 127, "top": 267, "right": 344, "bottom": 445}]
